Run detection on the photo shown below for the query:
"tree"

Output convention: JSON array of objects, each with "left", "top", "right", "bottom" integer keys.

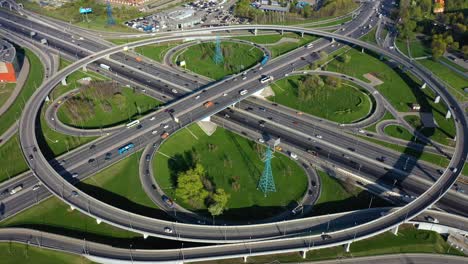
[
  {"left": 208, "top": 188, "right": 230, "bottom": 216},
  {"left": 175, "top": 164, "right": 209, "bottom": 208},
  {"left": 462, "top": 45, "right": 468, "bottom": 58},
  {"left": 325, "top": 76, "right": 342, "bottom": 88},
  {"left": 303, "top": 4, "right": 312, "bottom": 18}
]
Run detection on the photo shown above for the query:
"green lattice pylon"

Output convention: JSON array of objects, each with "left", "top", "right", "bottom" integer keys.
[
  {"left": 257, "top": 146, "right": 276, "bottom": 196},
  {"left": 213, "top": 35, "right": 224, "bottom": 65}
]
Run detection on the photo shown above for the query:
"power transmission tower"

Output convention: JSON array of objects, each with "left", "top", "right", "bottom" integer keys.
[
  {"left": 213, "top": 35, "right": 224, "bottom": 65},
  {"left": 257, "top": 146, "right": 276, "bottom": 196},
  {"left": 106, "top": 1, "right": 115, "bottom": 25}
]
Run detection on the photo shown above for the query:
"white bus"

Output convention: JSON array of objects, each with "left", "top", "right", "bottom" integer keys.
[
  {"left": 260, "top": 76, "right": 273, "bottom": 84},
  {"left": 99, "top": 64, "right": 111, "bottom": 71},
  {"left": 126, "top": 120, "right": 140, "bottom": 128}
]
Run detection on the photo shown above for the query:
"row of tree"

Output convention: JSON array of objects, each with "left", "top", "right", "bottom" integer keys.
[
  {"left": 297, "top": 74, "right": 343, "bottom": 101},
  {"left": 234, "top": 0, "right": 356, "bottom": 23},
  {"left": 175, "top": 164, "right": 230, "bottom": 216},
  {"left": 396, "top": 0, "right": 468, "bottom": 59}
]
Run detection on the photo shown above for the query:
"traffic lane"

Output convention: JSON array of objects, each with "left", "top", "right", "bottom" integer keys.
[
  {"left": 230, "top": 104, "right": 441, "bottom": 184},
  {"left": 239, "top": 100, "right": 444, "bottom": 183},
  {"left": 18, "top": 9, "right": 468, "bottom": 242},
  {"left": 222, "top": 109, "right": 468, "bottom": 215}
]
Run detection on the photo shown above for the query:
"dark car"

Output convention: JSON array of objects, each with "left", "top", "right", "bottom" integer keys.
[
  {"left": 89, "top": 144, "right": 96, "bottom": 150},
  {"left": 88, "top": 158, "right": 95, "bottom": 163},
  {"left": 146, "top": 154, "right": 151, "bottom": 162},
  {"left": 136, "top": 124, "right": 143, "bottom": 129},
  {"left": 311, "top": 181, "right": 317, "bottom": 187},
  {"left": 105, "top": 153, "right": 112, "bottom": 160}
]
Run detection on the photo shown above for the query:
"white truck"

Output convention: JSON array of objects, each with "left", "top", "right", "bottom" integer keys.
[{"left": 10, "top": 185, "right": 23, "bottom": 195}]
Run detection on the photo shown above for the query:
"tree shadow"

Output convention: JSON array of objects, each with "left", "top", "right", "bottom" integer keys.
[{"left": 167, "top": 150, "right": 195, "bottom": 186}]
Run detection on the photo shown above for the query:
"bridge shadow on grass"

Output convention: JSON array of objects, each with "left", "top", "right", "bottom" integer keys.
[
  {"left": 356, "top": 52, "right": 439, "bottom": 201},
  {"left": 191, "top": 205, "right": 287, "bottom": 223},
  {"left": 5, "top": 224, "right": 205, "bottom": 249},
  {"left": 75, "top": 181, "right": 173, "bottom": 221},
  {"left": 306, "top": 191, "right": 390, "bottom": 217}
]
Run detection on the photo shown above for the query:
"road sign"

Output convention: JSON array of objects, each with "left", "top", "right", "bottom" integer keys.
[{"left": 79, "top": 7, "right": 93, "bottom": 14}]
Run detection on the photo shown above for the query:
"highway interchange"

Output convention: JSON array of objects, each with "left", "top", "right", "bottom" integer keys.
[{"left": 0, "top": 0, "right": 467, "bottom": 262}]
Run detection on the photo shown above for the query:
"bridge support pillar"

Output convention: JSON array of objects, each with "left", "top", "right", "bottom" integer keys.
[
  {"left": 345, "top": 242, "right": 351, "bottom": 252},
  {"left": 392, "top": 225, "right": 399, "bottom": 235},
  {"left": 254, "top": 28, "right": 257, "bottom": 36},
  {"left": 96, "top": 218, "right": 102, "bottom": 224},
  {"left": 143, "top": 233, "right": 149, "bottom": 239},
  {"left": 331, "top": 38, "right": 335, "bottom": 43},
  {"left": 243, "top": 256, "right": 248, "bottom": 262},
  {"left": 302, "top": 250, "right": 307, "bottom": 258},
  {"left": 362, "top": 48, "right": 365, "bottom": 53},
  {"left": 105, "top": 54, "right": 110, "bottom": 60},
  {"left": 421, "top": 82, "right": 427, "bottom": 89},
  {"left": 70, "top": 205, "right": 75, "bottom": 211},
  {"left": 82, "top": 65, "right": 87, "bottom": 72},
  {"left": 301, "top": 32, "right": 304, "bottom": 38},
  {"left": 434, "top": 95, "right": 440, "bottom": 103},
  {"left": 61, "top": 77, "right": 67, "bottom": 86},
  {"left": 281, "top": 29, "right": 284, "bottom": 35},
  {"left": 445, "top": 110, "right": 452, "bottom": 119}
]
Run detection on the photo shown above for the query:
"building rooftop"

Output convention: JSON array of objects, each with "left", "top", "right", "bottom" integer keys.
[{"left": 0, "top": 40, "right": 16, "bottom": 63}]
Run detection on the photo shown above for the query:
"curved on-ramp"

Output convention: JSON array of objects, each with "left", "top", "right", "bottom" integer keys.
[{"left": 17, "top": 24, "right": 467, "bottom": 253}]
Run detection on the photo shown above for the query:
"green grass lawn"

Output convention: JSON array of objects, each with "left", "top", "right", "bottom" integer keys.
[
  {"left": 404, "top": 113, "right": 455, "bottom": 147},
  {"left": 135, "top": 42, "right": 182, "bottom": 63},
  {"left": 310, "top": 170, "right": 389, "bottom": 216},
  {"left": 0, "top": 83, "right": 16, "bottom": 108},
  {"left": 418, "top": 59, "right": 467, "bottom": 100},
  {"left": 395, "top": 38, "right": 409, "bottom": 57},
  {"left": 360, "top": 27, "right": 377, "bottom": 45},
  {"left": 326, "top": 48, "right": 424, "bottom": 112},
  {"left": 19, "top": 0, "right": 141, "bottom": 33},
  {"left": 76, "top": 150, "right": 169, "bottom": 220},
  {"left": 0, "top": 48, "right": 43, "bottom": 136},
  {"left": 440, "top": 57, "right": 467, "bottom": 73},
  {"left": 384, "top": 125, "right": 415, "bottom": 141},
  {"left": 268, "top": 34, "right": 318, "bottom": 57},
  {"left": 39, "top": 106, "right": 98, "bottom": 159},
  {"left": 0, "top": 134, "right": 28, "bottom": 183},
  {"left": 175, "top": 42, "right": 264, "bottom": 80},
  {"left": 0, "top": 243, "right": 95, "bottom": 264},
  {"left": 56, "top": 85, "right": 160, "bottom": 129},
  {"left": 365, "top": 111, "right": 394, "bottom": 132},
  {"left": 0, "top": 151, "right": 178, "bottom": 249},
  {"left": 51, "top": 59, "right": 109, "bottom": 99},
  {"left": 203, "top": 225, "right": 462, "bottom": 264},
  {"left": 153, "top": 124, "right": 308, "bottom": 221},
  {"left": 268, "top": 76, "right": 372, "bottom": 124}
]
